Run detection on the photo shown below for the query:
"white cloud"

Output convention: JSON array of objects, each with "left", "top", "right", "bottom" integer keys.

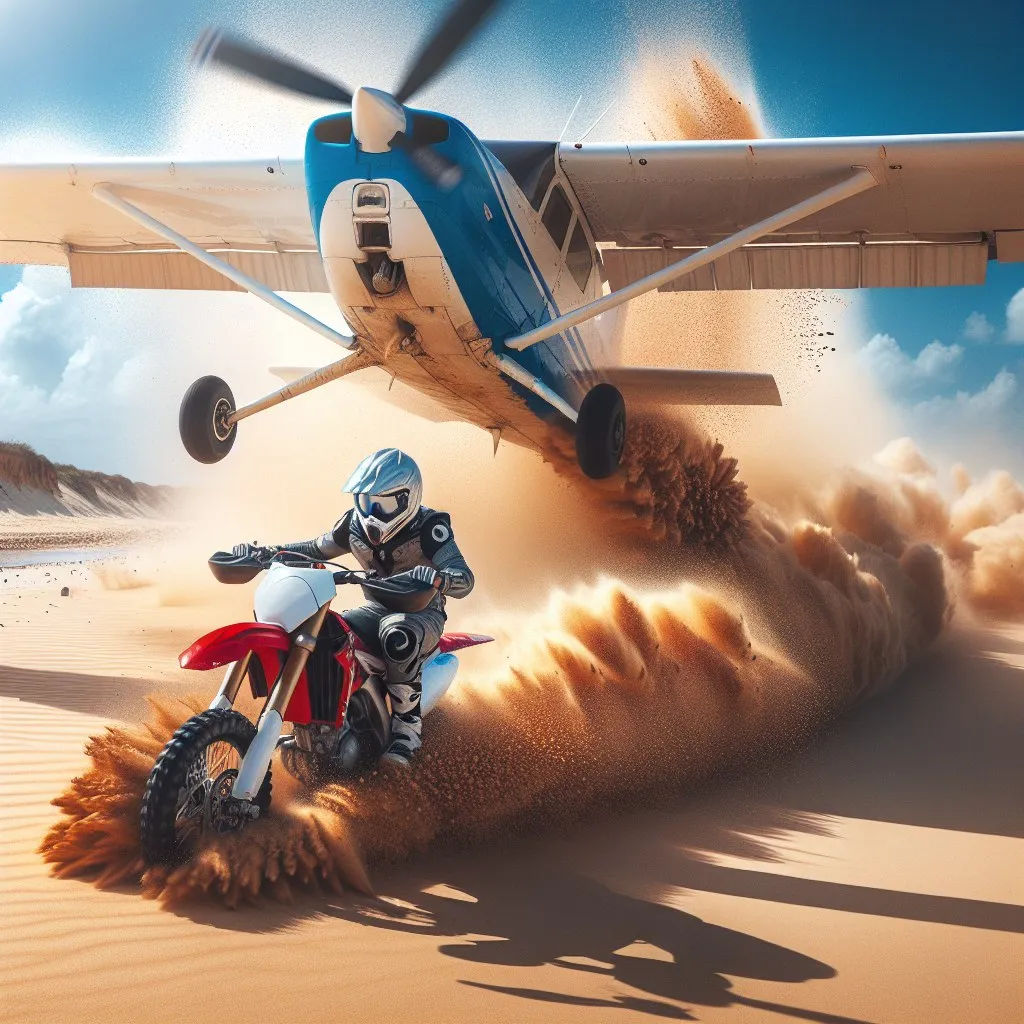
[
  {"left": 0, "top": 266, "right": 347, "bottom": 482},
  {"left": 859, "top": 333, "right": 963, "bottom": 391},
  {"left": 963, "top": 311, "right": 995, "bottom": 342},
  {"left": 914, "top": 369, "right": 1018, "bottom": 418},
  {"left": 905, "top": 369, "right": 1023, "bottom": 478},
  {"left": 1006, "top": 288, "right": 1024, "bottom": 344}
]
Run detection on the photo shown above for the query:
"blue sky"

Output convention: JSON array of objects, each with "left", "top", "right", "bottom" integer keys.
[{"left": 0, "top": 0, "right": 1021, "bottom": 476}]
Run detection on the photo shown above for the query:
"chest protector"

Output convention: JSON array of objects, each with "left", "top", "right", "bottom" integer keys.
[{"left": 333, "top": 506, "right": 454, "bottom": 580}]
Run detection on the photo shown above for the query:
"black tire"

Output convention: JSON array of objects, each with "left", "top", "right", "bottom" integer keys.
[
  {"left": 575, "top": 383, "right": 626, "bottom": 479},
  {"left": 139, "top": 709, "right": 272, "bottom": 866},
  {"left": 179, "top": 375, "right": 237, "bottom": 464}
]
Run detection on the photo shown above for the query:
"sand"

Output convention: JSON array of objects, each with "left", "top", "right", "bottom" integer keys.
[
  {"left": 0, "top": 538, "right": 1020, "bottom": 1024},
  {"left": 0, "top": 514, "right": 174, "bottom": 553}
]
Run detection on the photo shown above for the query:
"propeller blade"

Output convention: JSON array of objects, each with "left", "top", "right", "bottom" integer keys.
[
  {"left": 394, "top": 0, "right": 500, "bottom": 105},
  {"left": 392, "top": 133, "right": 464, "bottom": 190},
  {"left": 193, "top": 27, "right": 353, "bottom": 106}
]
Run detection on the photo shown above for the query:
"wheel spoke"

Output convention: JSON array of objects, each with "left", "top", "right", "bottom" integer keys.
[
  {"left": 173, "top": 740, "right": 242, "bottom": 834},
  {"left": 175, "top": 783, "right": 206, "bottom": 822}
]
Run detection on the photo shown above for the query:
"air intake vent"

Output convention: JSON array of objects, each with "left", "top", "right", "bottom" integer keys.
[
  {"left": 314, "top": 115, "right": 353, "bottom": 144},
  {"left": 410, "top": 114, "right": 450, "bottom": 145}
]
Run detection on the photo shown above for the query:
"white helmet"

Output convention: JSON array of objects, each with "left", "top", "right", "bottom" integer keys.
[{"left": 343, "top": 448, "right": 423, "bottom": 546}]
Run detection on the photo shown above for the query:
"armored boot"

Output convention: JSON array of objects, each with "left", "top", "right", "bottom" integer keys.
[
  {"left": 379, "top": 616, "right": 430, "bottom": 767},
  {"left": 381, "top": 676, "right": 422, "bottom": 766}
]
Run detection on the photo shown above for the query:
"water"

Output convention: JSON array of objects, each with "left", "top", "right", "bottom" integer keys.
[{"left": 0, "top": 546, "right": 129, "bottom": 568}]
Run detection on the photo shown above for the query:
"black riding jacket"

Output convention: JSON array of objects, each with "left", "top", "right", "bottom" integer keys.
[{"left": 282, "top": 507, "right": 474, "bottom": 611}]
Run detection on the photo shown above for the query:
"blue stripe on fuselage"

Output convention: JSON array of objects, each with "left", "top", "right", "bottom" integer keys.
[
  {"left": 473, "top": 141, "right": 595, "bottom": 382},
  {"left": 304, "top": 113, "right": 592, "bottom": 417}
]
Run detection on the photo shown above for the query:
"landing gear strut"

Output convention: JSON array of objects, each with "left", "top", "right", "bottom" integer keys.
[{"left": 575, "top": 383, "right": 626, "bottom": 480}]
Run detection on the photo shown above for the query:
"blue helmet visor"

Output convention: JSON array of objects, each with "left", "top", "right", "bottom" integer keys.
[{"left": 356, "top": 490, "right": 409, "bottom": 522}]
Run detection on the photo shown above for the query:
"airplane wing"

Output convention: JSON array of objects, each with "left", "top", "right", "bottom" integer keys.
[
  {"left": 559, "top": 131, "right": 1024, "bottom": 290},
  {"left": 0, "top": 158, "right": 329, "bottom": 291}
]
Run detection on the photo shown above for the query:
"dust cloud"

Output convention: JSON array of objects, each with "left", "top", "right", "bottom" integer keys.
[{"left": 40, "top": 51, "right": 1023, "bottom": 905}]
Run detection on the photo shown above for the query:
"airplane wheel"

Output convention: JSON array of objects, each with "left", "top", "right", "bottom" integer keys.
[
  {"left": 575, "top": 383, "right": 626, "bottom": 479},
  {"left": 179, "top": 375, "right": 237, "bottom": 464}
]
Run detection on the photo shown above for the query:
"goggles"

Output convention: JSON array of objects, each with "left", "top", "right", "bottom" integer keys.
[{"left": 355, "top": 489, "right": 409, "bottom": 522}]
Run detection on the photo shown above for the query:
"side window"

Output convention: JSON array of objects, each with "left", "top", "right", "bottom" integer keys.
[
  {"left": 565, "top": 219, "right": 593, "bottom": 290},
  {"left": 541, "top": 185, "right": 573, "bottom": 251}
]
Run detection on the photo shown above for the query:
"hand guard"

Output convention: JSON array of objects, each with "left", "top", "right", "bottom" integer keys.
[
  {"left": 402, "top": 565, "right": 441, "bottom": 589},
  {"left": 231, "top": 542, "right": 276, "bottom": 562}
]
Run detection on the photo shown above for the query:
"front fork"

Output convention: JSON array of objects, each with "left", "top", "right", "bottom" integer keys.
[
  {"left": 208, "top": 652, "right": 252, "bottom": 712},
  {"left": 231, "top": 603, "right": 330, "bottom": 801}
]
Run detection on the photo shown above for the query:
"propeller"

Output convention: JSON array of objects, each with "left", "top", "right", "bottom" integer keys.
[
  {"left": 391, "top": 132, "right": 464, "bottom": 189},
  {"left": 192, "top": 28, "right": 353, "bottom": 106},
  {"left": 394, "top": 0, "right": 500, "bottom": 104},
  {"left": 192, "top": 0, "right": 501, "bottom": 187}
]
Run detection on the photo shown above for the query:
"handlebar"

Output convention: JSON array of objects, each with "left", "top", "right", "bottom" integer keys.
[
  {"left": 209, "top": 548, "right": 364, "bottom": 583},
  {"left": 207, "top": 550, "right": 439, "bottom": 613}
]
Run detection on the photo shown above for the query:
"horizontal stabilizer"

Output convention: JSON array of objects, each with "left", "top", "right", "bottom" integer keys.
[
  {"left": 269, "top": 366, "right": 317, "bottom": 384},
  {"left": 601, "top": 367, "right": 782, "bottom": 407}
]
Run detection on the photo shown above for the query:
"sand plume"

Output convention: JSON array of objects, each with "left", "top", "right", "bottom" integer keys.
[
  {"left": 630, "top": 54, "right": 760, "bottom": 141},
  {"left": 40, "top": 472, "right": 952, "bottom": 905},
  {"left": 540, "top": 410, "right": 751, "bottom": 550}
]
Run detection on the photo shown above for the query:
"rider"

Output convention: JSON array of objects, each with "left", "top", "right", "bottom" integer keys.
[{"left": 234, "top": 448, "right": 475, "bottom": 767}]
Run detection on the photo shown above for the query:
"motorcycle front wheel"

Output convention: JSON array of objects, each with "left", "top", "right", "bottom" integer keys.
[{"left": 139, "top": 709, "right": 272, "bottom": 866}]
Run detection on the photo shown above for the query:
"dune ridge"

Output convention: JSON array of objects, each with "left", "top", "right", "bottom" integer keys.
[{"left": 0, "top": 441, "right": 175, "bottom": 529}]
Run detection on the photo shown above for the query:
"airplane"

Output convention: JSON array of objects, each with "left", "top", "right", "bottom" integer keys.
[{"left": 1, "top": 0, "right": 1022, "bottom": 479}]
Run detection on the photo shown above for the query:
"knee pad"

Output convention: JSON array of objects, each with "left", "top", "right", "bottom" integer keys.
[{"left": 380, "top": 622, "right": 422, "bottom": 678}]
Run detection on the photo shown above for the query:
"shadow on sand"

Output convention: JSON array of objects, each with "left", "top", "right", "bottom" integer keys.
[{"left": 318, "top": 858, "right": 877, "bottom": 1024}]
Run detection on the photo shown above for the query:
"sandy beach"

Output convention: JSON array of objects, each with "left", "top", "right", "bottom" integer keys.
[
  {"left": 0, "top": 534, "right": 1020, "bottom": 1024},
  {"left": 0, "top": 514, "right": 173, "bottom": 554}
]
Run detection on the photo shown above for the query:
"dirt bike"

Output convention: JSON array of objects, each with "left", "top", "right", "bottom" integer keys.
[{"left": 139, "top": 548, "right": 492, "bottom": 866}]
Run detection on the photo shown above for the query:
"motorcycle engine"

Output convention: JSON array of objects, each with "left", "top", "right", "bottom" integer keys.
[{"left": 291, "top": 723, "right": 345, "bottom": 758}]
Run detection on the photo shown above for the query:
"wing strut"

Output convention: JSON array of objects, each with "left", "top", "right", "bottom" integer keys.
[
  {"left": 91, "top": 184, "right": 356, "bottom": 351},
  {"left": 505, "top": 166, "right": 878, "bottom": 353}
]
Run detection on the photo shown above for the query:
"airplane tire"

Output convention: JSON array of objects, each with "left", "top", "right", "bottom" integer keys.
[
  {"left": 575, "top": 383, "right": 626, "bottom": 479},
  {"left": 179, "top": 375, "right": 237, "bottom": 464}
]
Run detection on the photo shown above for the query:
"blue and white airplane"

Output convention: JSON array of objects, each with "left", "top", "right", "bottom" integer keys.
[{"left": 2, "top": 0, "right": 1022, "bottom": 478}]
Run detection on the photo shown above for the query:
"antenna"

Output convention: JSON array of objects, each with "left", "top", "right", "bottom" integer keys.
[
  {"left": 576, "top": 100, "right": 614, "bottom": 145},
  {"left": 557, "top": 95, "right": 583, "bottom": 144}
]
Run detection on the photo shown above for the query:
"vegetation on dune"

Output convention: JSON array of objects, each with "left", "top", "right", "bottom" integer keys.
[
  {"left": 0, "top": 441, "right": 60, "bottom": 494},
  {"left": 0, "top": 441, "right": 173, "bottom": 513}
]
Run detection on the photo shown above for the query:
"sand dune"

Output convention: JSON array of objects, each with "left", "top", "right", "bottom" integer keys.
[{"left": 0, "top": 442, "right": 176, "bottom": 552}]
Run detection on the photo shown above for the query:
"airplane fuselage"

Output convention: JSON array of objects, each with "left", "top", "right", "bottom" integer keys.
[{"left": 304, "top": 109, "right": 622, "bottom": 453}]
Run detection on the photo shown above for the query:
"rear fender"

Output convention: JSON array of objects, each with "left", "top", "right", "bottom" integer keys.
[
  {"left": 179, "top": 623, "right": 291, "bottom": 672},
  {"left": 438, "top": 632, "right": 494, "bottom": 654}
]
